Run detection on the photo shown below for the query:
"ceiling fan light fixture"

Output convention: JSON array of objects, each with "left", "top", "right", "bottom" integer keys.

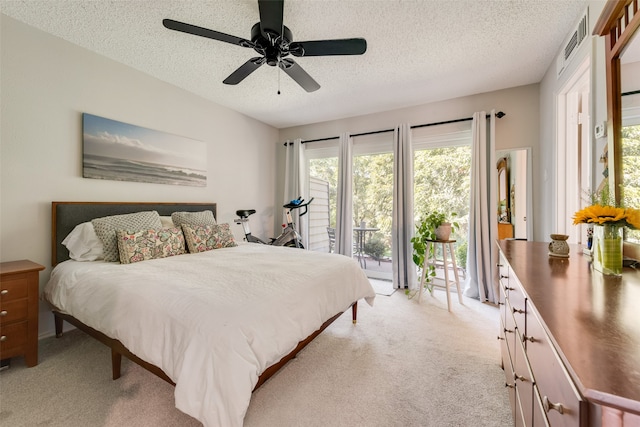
[{"left": 162, "top": 0, "right": 366, "bottom": 92}]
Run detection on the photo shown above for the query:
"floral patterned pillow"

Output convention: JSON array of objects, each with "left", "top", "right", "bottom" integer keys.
[
  {"left": 116, "top": 227, "right": 186, "bottom": 264},
  {"left": 182, "top": 223, "right": 237, "bottom": 253}
]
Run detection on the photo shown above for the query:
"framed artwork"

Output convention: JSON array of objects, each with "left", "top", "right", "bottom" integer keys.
[{"left": 82, "top": 113, "right": 206, "bottom": 187}]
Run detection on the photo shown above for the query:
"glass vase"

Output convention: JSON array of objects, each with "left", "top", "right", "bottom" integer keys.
[{"left": 592, "top": 224, "right": 623, "bottom": 276}]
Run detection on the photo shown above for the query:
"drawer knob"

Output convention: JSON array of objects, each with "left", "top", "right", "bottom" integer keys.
[
  {"left": 523, "top": 335, "right": 536, "bottom": 343},
  {"left": 504, "top": 327, "right": 514, "bottom": 334},
  {"left": 505, "top": 382, "right": 515, "bottom": 389},
  {"left": 514, "top": 373, "right": 528, "bottom": 383},
  {"left": 512, "top": 307, "right": 525, "bottom": 314},
  {"left": 0, "top": 310, "right": 6, "bottom": 317},
  {"left": 543, "top": 395, "right": 565, "bottom": 414},
  {"left": 0, "top": 335, "right": 6, "bottom": 342},
  {"left": 500, "top": 274, "right": 508, "bottom": 279},
  {"left": 506, "top": 286, "right": 515, "bottom": 291},
  {"left": 497, "top": 263, "right": 503, "bottom": 268},
  {"left": 0, "top": 289, "right": 7, "bottom": 295},
  {"left": 497, "top": 335, "right": 505, "bottom": 341}
]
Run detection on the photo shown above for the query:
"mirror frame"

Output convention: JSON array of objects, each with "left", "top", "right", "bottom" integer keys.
[
  {"left": 497, "top": 157, "right": 510, "bottom": 223},
  {"left": 594, "top": 0, "right": 640, "bottom": 202},
  {"left": 594, "top": 0, "right": 640, "bottom": 257}
]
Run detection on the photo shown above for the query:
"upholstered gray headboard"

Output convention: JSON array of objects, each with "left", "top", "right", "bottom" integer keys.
[{"left": 51, "top": 202, "right": 217, "bottom": 266}]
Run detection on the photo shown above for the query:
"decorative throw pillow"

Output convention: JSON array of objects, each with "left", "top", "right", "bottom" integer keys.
[
  {"left": 171, "top": 210, "right": 217, "bottom": 228},
  {"left": 116, "top": 227, "right": 186, "bottom": 264},
  {"left": 62, "top": 221, "right": 104, "bottom": 261},
  {"left": 91, "top": 211, "right": 163, "bottom": 262},
  {"left": 182, "top": 223, "right": 237, "bottom": 253}
]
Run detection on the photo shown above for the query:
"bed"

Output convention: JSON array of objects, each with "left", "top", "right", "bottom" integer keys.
[{"left": 44, "top": 202, "right": 376, "bottom": 426}]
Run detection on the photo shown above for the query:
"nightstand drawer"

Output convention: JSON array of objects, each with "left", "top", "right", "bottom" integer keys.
[
  {"left": 0, "top": 298, "right": 28, "bottom": 324},
  {"left": 0, "top": 321, "right": 28, "bottom": 355},
  {"left": 0, "top": 274, "right": 29, "bottom": 302}
]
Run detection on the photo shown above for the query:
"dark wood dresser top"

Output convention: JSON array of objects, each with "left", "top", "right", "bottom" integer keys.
[{"left": 498, "top": 240, "right": 640, "bottom": 414}]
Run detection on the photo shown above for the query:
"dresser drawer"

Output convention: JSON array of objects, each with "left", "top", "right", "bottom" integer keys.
[
  {"left": 513, "top": 333, "right": 534, "bottom": 427},
  {"left": 526, "top": 310, "right": 583, "bottom": 427},
  {"left": 0, "top": 274, "right": 29, "bottom": 302},
  {"left": 0, "top": 298, "right": 28, "bottom": 324},
  {"left": 533, "top": 387, "right": 550, "bottom": 427},
  {"left": 0, "top": 321, "right": 28, "bottom": 356}
]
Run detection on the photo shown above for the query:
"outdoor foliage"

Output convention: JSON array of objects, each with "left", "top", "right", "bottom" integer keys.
[
  {"left": 308, "top": 145, "right": 472, "bottom": 266},
  {"left": 622, "top": 124, "right": 640, "bottom": 243}
]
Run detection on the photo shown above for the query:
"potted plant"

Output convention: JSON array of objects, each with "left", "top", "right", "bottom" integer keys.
[{"left": 408, "top": 211, "right": 459, "bottom": 295}]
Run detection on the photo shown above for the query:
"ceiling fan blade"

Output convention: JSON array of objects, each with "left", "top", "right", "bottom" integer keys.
[
  {"left": 289, "top": 38, "right": 367, "bottom": 57},
  {"left": 223, "top": 57, "right": 265, "bottom": 85},
  {"left": 279, "top": 59, "right": 320, "bottom": 93},
  {"left": 258, "top": 0, "right": 284, "bottom": 39},
  {"left": 163, "top": 19, "right": 252, "bottom": 47}
]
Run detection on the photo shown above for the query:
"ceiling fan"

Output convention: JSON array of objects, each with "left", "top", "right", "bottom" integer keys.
[{"left": 162, "top": 0, "right": 367, "bottom": 93}]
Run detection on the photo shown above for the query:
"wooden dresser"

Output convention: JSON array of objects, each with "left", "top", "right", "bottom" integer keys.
[
  {"left": 497, "top": 240, "right": 640, "bottom": 427},
  {"left": 0, "top": 260, "right": 45, "bottom": 367}
]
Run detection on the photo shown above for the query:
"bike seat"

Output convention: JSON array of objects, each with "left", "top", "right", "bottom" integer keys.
[{"left": 236, "top": 209, "right": 256, "bottom": 218}]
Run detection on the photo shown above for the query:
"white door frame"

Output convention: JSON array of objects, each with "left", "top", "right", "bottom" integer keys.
[{"left": 556, "top": 57, "right": 591, "bottom": 244}]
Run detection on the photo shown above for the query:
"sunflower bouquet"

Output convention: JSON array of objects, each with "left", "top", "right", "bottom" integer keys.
[
  {"left": 572, "top": 187, "right": 640, "bottom": 229},
  {"left": 572, "top": 189, "right": 640, "bottom": 275},
  {"left": 572, "top": 204, "right": 640, "bottom": 229}
]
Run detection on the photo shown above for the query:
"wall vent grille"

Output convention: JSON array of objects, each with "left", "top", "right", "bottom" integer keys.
[{"left": 557, "top": 8, "right": 589, "bottom": 78}]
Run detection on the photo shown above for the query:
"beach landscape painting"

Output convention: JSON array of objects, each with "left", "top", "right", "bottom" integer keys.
[{"left": 82, "top": 113, "right": 207, "bottom": 187}]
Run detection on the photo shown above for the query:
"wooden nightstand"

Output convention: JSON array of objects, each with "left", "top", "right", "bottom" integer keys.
[{"left": 0, "top": 260, "right": 45, "bottom": 367}]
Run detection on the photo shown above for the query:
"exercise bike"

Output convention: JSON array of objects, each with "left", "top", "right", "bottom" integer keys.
[{"left": 235, "top": 197, "right": 313, "bottom": 249}]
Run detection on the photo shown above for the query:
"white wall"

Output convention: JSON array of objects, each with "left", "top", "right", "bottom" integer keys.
[
  {"left": 277, "top": 84, "right": 540, "bottom": 236},
  {"left": 537, "top": 1, "right": 607, "bottom": 241},
  {"left": 0, "top": 15, "right": 279, "bottom": 337}
]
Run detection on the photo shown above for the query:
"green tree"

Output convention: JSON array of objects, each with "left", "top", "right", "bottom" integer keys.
[{"left": 622, "top": 124, "right": 640, "bottom": 243}]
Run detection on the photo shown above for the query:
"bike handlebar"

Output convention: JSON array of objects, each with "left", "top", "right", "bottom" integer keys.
[{"left": 283, "top": 197, "right": 314, "bottom": 216}]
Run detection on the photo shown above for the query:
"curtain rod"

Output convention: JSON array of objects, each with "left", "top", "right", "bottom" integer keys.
[
  {"left": 284, "top": 111, "right": 505, "bottom": 145},
  {"left": 622, "top": 90, "right": 640, "bottom": 96}
]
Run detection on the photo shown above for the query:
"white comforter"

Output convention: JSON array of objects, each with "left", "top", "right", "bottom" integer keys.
[{"left": 44, "top": 243, "right": 375, "bottom": 426}]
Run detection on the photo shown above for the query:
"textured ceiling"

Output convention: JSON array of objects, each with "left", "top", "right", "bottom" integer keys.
[{"left": 1, "top": 0, "right": 589, "bottom": 128}]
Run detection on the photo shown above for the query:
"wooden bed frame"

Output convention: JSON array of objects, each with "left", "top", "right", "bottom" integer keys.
[{"left": 49, "top": 201, "right": 357, "bottom": 391}]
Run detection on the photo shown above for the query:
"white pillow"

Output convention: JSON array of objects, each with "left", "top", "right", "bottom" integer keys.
[
  {"left": 160, "top": 216, "right": 175, "bottom": 228},
  {"left": 62, "top": 222, "right": 104, "bottom": 261}
]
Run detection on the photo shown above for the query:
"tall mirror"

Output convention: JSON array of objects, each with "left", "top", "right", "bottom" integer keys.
[
  {"left": 595, "top": 1, "right": 640, "bottom": 255},
  {"left": 496, "top": 148, "right": 532, "bottom": 240},
  {"left": 621, "top": 27, "right": 640, "bottom": 244}
]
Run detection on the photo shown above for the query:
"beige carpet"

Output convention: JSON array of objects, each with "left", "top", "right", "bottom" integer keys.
[{"left": 0, "top": 291, "right": 512, "bottom": 426}]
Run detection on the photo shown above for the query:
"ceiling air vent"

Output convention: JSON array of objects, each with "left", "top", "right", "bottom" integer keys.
[{"left": 557, "top": 8, "right": 589, "bottom": 78}]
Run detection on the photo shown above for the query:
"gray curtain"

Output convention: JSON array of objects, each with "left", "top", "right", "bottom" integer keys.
[
  {"left": 335, "top": 133, "right": 353, "bottom": 256},
  {"left": 283, "top": 138, "right": 308, "bottom": 246},
  {"left": 464, "top": 111, "right": 498, "bottom": 303},
  {"left": 392, "top": 124, "right": 417, "bottom": 289}
]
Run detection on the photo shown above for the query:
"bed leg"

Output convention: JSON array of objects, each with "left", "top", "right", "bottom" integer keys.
[
  {"left": 112, "top": 349, "right": 122, "bottom": 380},
  {"left": 352, "top": 301, "right": 358, "bottom": 324},
  {"left": 54, "top": 313, "right": 64, "bottom": 338}
]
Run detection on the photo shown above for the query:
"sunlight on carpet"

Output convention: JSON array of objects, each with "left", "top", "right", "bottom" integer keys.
[{"left": 369, "top": 278, "right": 396, "bottom": 295}]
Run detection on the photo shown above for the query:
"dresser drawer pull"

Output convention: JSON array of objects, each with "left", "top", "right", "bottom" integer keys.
[
  {"left": 504, "top": 327, "right": 514, "bottom": 334},
  {"left": 500, "top": 274, "right": 509, "bottom": 279},
  {"left": 505, "top": 382, "right": 515, "bottom": 389},
  {"left": 497, "top": 263, "right": 503, "bottom": 268},
  {"left": 543, "top": 396, "right": 564, "bottom": 414},
  {"left": 514, "top": 373, "right": 528, "bottom": 382},
  {"left": 0, "top": 310, "right": 6, "bottom": 317},
  {"left": 0, "top": 289, "right": 7, "bottom": 296},
  {"left": 512, "top": 307, "right": 525, "bottom": 314},
  {"left": 522, "top": 335, "right": 535, "bottom": 343},
  {"left": 505, "top": 286, "right": 514, "bottom": 291},
  {"left": 0, "top": 335, "right": 6, "bottom": 342}
]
